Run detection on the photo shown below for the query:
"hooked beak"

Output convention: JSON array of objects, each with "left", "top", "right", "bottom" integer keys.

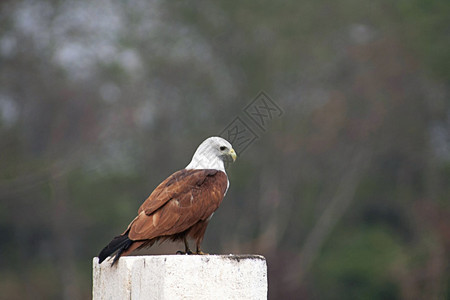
[{"left": 229, "top": 148, "right": 237, "bottom": 162}]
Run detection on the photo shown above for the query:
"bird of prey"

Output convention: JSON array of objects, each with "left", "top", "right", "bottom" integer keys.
[{"left": 98, "top": 136, "right": 237, "bottom": 265}]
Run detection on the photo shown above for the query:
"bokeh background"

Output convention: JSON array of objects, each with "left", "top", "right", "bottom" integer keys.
[{"left": 1, "top": 0, "right": 449, "bottom": 299}]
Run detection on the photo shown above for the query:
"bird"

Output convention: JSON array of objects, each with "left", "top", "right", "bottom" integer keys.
[{"left": 98, "top": 136, "right": 237, "bottom": 265}]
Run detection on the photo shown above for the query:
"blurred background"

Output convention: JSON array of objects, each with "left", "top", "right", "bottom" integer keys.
[{"left": 1, "top": 0, "right": 449, "bottom": 299}]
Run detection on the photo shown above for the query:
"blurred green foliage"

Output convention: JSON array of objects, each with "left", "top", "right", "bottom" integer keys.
[{"left": 315, "top": 226, "right": 403, "bottom": 299}]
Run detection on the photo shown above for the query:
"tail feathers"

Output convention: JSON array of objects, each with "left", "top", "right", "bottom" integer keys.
[{"left": 98, "top": 234, "right": 133, "bottom": 265}]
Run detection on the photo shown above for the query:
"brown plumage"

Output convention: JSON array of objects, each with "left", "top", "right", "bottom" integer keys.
[{"left": 98, "top": 137, "right": 236, "bottom": 265}]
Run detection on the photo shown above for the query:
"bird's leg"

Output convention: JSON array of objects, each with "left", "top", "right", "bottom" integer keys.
[
  {"left": 176, "top": 237, "right": 193, "bottom": 255},
  {"left": 184, "top": 237, "right": 193, "bottom": 254},
  {"left": 196, "top": 242, "right": 209, "bottom": 255}
]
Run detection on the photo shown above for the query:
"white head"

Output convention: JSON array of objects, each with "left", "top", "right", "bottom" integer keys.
[{"left": 185, "top": 136, "right": 237, "bottom": 172}]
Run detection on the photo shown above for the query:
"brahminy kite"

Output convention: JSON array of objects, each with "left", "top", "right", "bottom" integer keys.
[{"left": 98, "top": 136, "right": 236, "bottom": 265}]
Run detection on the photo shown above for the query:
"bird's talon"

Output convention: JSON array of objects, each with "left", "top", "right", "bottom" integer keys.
[
  {"left": 176, "top": 250, "right": 194, "bottom": 255},
  {"left": 196, "top": 250, "right": 209, "bottom": 255}
]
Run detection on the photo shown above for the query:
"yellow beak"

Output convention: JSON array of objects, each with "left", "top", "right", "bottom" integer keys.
[{"left": 229, "top": 148, "right": 237, "bottom": 162}]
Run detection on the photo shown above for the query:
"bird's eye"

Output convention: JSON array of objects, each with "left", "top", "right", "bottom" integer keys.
[{"left": 220, "top": 146, "right": 227, "bottom": 151}]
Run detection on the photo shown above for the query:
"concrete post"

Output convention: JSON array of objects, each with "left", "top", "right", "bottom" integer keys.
[{"left": 93, "top": 255, "right": 267, "bottom": 300}]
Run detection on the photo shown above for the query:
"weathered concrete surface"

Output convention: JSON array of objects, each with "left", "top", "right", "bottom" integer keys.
[{"left": 93, "top": 255, "right": 267, "bottom": 300}]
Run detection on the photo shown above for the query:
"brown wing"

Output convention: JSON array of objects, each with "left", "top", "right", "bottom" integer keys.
[{"left": 125, "top": 169, "right": 228, "bottom": 241}]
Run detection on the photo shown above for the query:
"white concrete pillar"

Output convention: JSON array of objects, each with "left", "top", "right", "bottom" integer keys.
[{"left": 93, "top": 255, "right": 267, "bottom": 300}]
